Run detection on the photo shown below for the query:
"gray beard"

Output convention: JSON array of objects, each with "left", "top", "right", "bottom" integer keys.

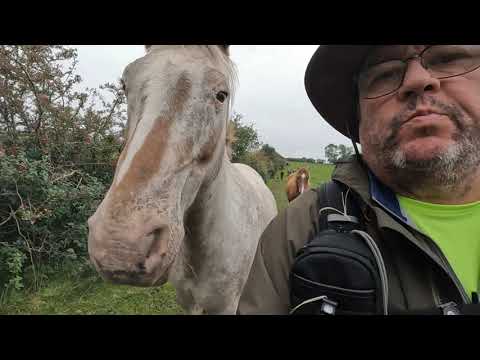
[
  {"left": 371, "top": 97, "right": 480, "bottom": 194},
  {"left": 386, "top": 132, "right": 480, "bottom": 191}
]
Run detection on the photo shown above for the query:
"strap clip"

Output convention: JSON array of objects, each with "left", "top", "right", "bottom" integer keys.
[{"left": 438, "top": 302, "right": 461, "bottom": 315}]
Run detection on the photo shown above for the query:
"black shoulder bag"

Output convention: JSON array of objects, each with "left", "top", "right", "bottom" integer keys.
[{"left": 289, "top": 181, "right": 388, "bottom": 315}]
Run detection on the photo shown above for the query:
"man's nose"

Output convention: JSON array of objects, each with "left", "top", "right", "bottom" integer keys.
[{"left": 397, "top": 59, "right": 441, "bottom": 101}]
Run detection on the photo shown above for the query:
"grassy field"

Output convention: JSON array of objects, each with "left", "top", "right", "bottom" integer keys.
[
  {"left": 0, "top": 270, "right": 183, "bottom": 315},
  {"left": 1, "top": 162, "right": 334, "bottom": 315}
]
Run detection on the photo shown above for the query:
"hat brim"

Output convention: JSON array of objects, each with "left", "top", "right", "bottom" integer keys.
[{"left": 305, "top": 45, "right": 375, "bottom": 143}]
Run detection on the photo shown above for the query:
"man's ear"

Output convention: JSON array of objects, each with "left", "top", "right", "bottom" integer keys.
[{"left": 352, "top": 95, "right": 362, "bottom": 144}]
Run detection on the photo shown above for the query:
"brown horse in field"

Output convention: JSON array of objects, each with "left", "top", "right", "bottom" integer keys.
[{"left": 286, "top": 168, "right": 310, "bottom": 202}]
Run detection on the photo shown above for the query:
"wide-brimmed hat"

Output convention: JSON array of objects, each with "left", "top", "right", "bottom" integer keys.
[{"left": 305, "top": 45, "right": 376, "bottom": 143}]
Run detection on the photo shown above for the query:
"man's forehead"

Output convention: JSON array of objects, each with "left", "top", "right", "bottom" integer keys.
[{"left": 364, "top": 45, "right": 428, "bottom": 65}]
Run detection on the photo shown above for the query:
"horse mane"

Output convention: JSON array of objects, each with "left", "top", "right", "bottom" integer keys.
[{"left": 226, "top": 120, "right": 237, "bottom": 161}]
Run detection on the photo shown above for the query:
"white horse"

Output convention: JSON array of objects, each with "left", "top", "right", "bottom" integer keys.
[{"left": 87, "top": 45, "right": 277, "bottom": 314}]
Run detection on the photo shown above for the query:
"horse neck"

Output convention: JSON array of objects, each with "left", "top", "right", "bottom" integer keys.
[
  {"left": 171, "top": 152, "right": 231, "bottom": 283},
  {"left": 186, "top": 151, "right": 231, "bottom": 238}
]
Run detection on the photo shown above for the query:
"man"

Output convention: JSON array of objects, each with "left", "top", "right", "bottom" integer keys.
[{"left": 237, "top": 45, "right": 480, "bottom": 315}]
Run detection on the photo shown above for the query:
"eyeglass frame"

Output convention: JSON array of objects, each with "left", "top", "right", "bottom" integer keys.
[{"left": 354, "top": 45, "right": 480, "bottom": 100}]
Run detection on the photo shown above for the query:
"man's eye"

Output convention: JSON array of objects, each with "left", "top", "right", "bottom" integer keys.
[
  {"left": 372, "top": 69, "right": 398, "bottom": 82},
  {"left": 429, "top": 50, "right": 469, "bottom": 66}
]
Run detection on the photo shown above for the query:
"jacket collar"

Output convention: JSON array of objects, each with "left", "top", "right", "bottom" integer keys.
[
  {"left": 332, "top": 157, "right": 415, "bottom": 228},
  {"left": 368, "top": 170, "right": 415, "bottom": 227}
]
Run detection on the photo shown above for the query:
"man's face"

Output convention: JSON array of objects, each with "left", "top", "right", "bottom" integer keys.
[{"left": 358, "top": 45, "right": 480, "bottom": 191}]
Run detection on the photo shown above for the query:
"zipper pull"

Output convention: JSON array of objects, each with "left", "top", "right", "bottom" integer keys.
[
  {"left": 438, "top": 301, "right": 461, "bottom": 315},
  {"left": 320, "top": 298, "right": 338, "bottom": 315}
]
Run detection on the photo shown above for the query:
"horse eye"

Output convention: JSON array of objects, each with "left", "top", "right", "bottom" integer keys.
[{"left": 216, "top": 91, "right": 229, "bottom": 103}]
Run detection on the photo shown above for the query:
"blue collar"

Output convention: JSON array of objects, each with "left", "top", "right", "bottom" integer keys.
[{"left": 368, "top": 170, "right": 412, "bottom": 225}]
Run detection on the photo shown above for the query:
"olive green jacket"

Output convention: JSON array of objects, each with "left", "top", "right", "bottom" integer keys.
[{"left": 237, "top": 158, "right": 471, "bottom": 315}]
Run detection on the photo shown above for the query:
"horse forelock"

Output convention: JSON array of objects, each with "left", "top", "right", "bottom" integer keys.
[
  {"left": 143, "top": 46, "right": 237, "bottom": 95},
  {"left": 145, "top": 45, "right": 228, "bottom": 55}
]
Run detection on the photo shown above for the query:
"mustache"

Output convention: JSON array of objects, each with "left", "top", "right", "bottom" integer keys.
[{"left": 383, "top": 96, "right": 465, "bottom": 152}]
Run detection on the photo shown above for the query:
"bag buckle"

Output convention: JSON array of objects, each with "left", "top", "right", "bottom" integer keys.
[{"left": 438, "top": 301, "right": 461, "bottom": 315}]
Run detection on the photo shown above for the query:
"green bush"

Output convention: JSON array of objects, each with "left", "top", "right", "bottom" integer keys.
[
  {"left": 0, "top": 148, "right": 112, "bottom": 293},
  {"left": 238, "top": 147, "right": 286, "bottom": 183},
  {"left": 0, "top": 46, "right": 125, "bottom": 297},
  {"left": 0, "top": 245, "right": 27, "bottom": 292}
]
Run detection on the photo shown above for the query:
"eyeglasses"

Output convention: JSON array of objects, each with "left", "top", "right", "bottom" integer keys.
[{"left": 357, "top": 45, "right": 480, "bottom": 99}]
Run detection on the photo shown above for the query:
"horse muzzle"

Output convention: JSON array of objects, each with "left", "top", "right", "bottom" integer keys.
[{"left": 88, "top": 215, "right": 174, "bottom": 287}]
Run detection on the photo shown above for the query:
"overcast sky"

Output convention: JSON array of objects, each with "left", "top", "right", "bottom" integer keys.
[{"left": 74, "top": 45, "right": 352, "bottom": 160}]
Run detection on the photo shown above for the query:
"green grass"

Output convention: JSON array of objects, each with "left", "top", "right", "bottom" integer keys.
[
  {"left": 1, "top": 163, "right": 334, "bottom": 315},
  {"left": 0, "top": 268, "right": 184, "bottom": 315}
]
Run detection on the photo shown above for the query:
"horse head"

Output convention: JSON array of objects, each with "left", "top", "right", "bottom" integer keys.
[
  {"left": 286, "top": 167, "right": 310, "bottom": 202},
  {"left": 88, "top": 45, "right": 237, "bottom": 287}
]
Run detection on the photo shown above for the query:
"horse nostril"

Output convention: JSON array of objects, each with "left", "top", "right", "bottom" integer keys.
[
  {"left": 137, "top": 261, "right": 146, "bottom": 273},
  {"left": 146, "top": 228, "right": 167, "bottom": 259}
]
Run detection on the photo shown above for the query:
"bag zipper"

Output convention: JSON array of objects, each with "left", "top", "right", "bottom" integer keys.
[{"left": 292, "top": 273, "right": 376, "bottom": 295}]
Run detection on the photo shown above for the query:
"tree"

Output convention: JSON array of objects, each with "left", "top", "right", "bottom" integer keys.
[
  {"left": 324, "top": 144, "right": 354, "bottom": 164},
  {"left": 228, "top": 115, "right": 288, "bottom": 182},
  {"left": 1, "top": 46, "right": 122, "bottom": 134},
  {"left": 325, "top": 144, "right": 339, "bottom": 164},
  {"left": 230, "top": 113, "right": 261, "bottom": 162},
  {"left": 338, "top": 144, "right": 354, "bottom": 161},
  {"left": 261, "top": 144, "right": 276, "bottom": 157},
  {"left": 0, "top": 45, "right": 126, "bottom": 179}
]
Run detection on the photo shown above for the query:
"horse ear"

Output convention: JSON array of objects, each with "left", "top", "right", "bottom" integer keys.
[{"left": 220, "top": 45, "right": 230, "bottom": 56}]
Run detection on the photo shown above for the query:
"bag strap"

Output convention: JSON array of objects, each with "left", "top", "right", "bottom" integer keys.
[
  {"left": 315, "top": 180, "right": 365, "bottom": 234},
  {"left": 315, "top": 181, "right": 389, "bottom": 315}
]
